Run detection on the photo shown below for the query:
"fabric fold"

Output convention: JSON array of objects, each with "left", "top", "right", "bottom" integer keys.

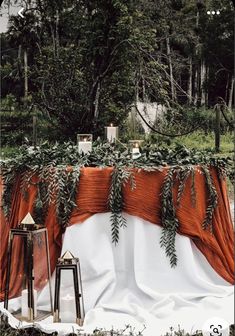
[{"left": 0, "top": 166, "right": 234, "bottom": 303}]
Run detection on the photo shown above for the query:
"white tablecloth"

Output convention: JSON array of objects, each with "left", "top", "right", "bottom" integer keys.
[{"left": 1, "top": 213, "right": 234, "bottom": 335}]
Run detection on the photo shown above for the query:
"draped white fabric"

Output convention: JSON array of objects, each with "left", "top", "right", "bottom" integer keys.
[{"left": 1, "top": 213, "right": 233, "bottom": 335}]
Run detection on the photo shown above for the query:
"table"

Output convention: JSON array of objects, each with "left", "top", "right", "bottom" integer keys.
[{"left": 0, "top": 166, "right": 234, "bottom": 335}]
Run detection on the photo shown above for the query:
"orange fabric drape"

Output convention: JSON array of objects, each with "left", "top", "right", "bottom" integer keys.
[
  {"left": 0, "top": 166, "right": 234, "bottom": 302},
  {"left": 0, "top": 176, "right": 63, "bottom": 301}
]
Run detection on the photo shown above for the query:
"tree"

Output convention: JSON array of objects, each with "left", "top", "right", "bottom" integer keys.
[{"left": 1, "top": 0, "right": 234, "bottom": 143}]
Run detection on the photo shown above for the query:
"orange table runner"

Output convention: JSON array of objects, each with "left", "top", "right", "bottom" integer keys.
[{"left": 0, "top": 166, "right": 234, "bottom": 301}]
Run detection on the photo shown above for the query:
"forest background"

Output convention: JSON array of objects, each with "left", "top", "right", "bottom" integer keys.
[{"left": 0, "top": 0, "right": 234, "bottom": 155}]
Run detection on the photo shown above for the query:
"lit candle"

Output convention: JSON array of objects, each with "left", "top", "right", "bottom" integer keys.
[
  {"left": 106, "top": 124, "right": 118, "bottom": 143},
  {"left": 60, "top": 294, "right": 76, "bottom": 323},
  {"left": 78, "top": 137, "right": 92, "bottom": 154},
  {"left": 132, "top": 142, "right": 140, "bottom": 159},
  {"left": 21, "top": 289, "right": 37, "bottom": 318}
]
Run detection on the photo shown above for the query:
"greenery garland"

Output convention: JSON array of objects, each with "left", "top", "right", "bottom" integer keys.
[{"left": 0, "top": 142, "right": 232, "bottom": 266}]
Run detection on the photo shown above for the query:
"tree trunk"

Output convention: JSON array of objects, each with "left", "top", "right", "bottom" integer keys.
[
  {"left": 166, "top": 37, "right": 176, "bottom": 101},
  {"left": 18, "top": 44, "right": 22, "bottom": 62},
  {"left": 200, "top": 60, "right": 206, "bottom": 106},
  {"left": 228, "top": 75, "right": 234, "bottom": 110},
  {"left": 94, "top": 81, "right": 100, "bottom": 119},
  {"left": 55, "top": 9, "right": 60, "bottom": 57},
  {"left": 33, "top": 115, "right": 37, "bottom": 148},
  {"left": 90, "top": 80, "right": 101, "bottom": 132},
  {"left": 142, "top": 76, "right": 147, "bottom": 102},
  {"left": 24, "top": 49, "right": 28, "bottom": 98},
  {"left": 187, "top": 56, "right": 193, "bottom": 104},
  {"left": 225, "top": 74, "right": 230, "bottom": 103},
  {"left": 214, "top": 104, "right": 221, "bottom": 153},
  {"left": 193, "top": 68, "right": 198, "bottom": 106},
  {"left": 194, "top": 10, "right": 200, "bottom": 106},
  {"left": 50, "top": 24, "right": 56, "bottom": 57},
  {"left": 205, "top": 66, "right": 209, "bottom": 105}
]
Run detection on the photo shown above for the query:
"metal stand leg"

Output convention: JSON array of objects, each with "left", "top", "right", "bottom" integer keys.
[
  {"left": 27, "top": 233, "right": 34, "bottom": 321},
  {"left": 53, "top": 268, "right": 61, "bottom": 322},
  {"left": 4, "top": 232, "right": 13, "bottom": 310},
  {"left": 73, "top": 267, "right": 83, "bottom": 326}
]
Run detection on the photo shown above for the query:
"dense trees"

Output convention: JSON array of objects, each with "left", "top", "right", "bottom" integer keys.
[{"left": 1, "top": 0, "right": 234, "bottom": 144}]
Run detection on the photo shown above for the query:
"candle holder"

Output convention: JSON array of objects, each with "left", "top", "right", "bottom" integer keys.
[
  {"left": 105, "top": 124, "right": 119, "bottom": 143},
  {"left": 53, "top": 250, "right": 85, "bottom": 326},
  {"left": 77, "top": 134, "right": 93, "bottom": 154},
  {"left": 4, "top": 213, "right": 53, "bottom": 322},
  {"left": 129, "top": 140, "right": 143, "bottom": 159}
]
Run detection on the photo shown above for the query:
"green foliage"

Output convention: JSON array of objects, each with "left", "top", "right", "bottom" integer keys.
[
  {"left": 160, "top": 167, "right": 180, "bottom": 267},
  {"left": 1, "top": 0, "right": 234, "bottom": 141},
  {"left": 1, "top": 143, "right": 232, "bottom": 267},
  {"left": 201, "top": 166, "right": 218, "bottom": 233},
  {"left": 109, "top": 167, "right": 133, "bottom": 243}
]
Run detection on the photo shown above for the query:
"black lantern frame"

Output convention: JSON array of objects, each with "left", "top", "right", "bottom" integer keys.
[
  {"left": 53, "top": 251, "right": 85, "bottom": 326},
  {"left": 4, "top": 223, "right": 53, "bottom": 322}
]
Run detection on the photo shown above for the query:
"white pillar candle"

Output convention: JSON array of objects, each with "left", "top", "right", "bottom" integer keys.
[
  {"left": 106, "top": 124, "right": 118, "bottom": 143},
  {"left": 78, "top": 140, "right": 92, "bottom": 154},
  {"left": 132, "top": 143, "right": 140, "bottom": 159},
  {"left": 21, "top": 289, "right": 37, "bottom": 318},
  {"left": 60, "top": 294, "right": 76, "bottom": 323}
]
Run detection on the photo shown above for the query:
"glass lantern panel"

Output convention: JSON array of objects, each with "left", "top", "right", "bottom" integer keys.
[
  {"left": 59, "top": 269, "right": 77, "bottom": 323},
  {"left": 5, "top": 230, "right": 52, "bottom": 321},
  {"left": 5, "top": 234, "right": 25, "bottom": 315},
  {"left": 32, "top": 230, "right": 52, "bottom": 318},
  {"left": 105, "top": 126, "right": 119, "bottom": 143}
]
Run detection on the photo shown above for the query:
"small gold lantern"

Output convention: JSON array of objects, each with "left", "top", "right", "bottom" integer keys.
[
  {"left": 4, "top": 213, "right": 53, "bottom": 322},
  {"left": 53, "top": 250, "right": 85, "bottom": 326},
  {"left": 129, "top": 140, "right": 143, "bottom": 159}
]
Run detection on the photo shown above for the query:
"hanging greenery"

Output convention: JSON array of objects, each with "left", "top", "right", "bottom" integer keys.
[
  {"left": 0, "top": 142, "right": 232, "bottom": 267},
  {"left": 160, "top": 167, "right": 180, "bottom": 267},
  {"left": 109, "top": 167, "right": 134, "bottom": 244},
  {"left": 201, "top": 166, "right": 218, "bottom": 233}
]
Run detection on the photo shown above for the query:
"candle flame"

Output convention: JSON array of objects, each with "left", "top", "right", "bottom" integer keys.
[
  {"left": 110, "top": 123, "right": 113, "bottom": 127},
  {"left": 83, "top": 137, "right": 87, "bottom": 142},
  {"left": 134, "top": 142, "right": 139, "bottom": 148}
]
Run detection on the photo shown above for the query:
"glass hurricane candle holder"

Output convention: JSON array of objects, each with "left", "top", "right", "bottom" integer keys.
[
  {"left": 4, "top": 213, "right": 53, "bottom": 322},
  {"left": 53, "top": 251, "right": 85, "bottom": 326},
  {"left": 77, "top": 134, "right": 92, "bottom": 154},
  {"left": 105, "top": 124, "right": 119, "bottom": 143},
  {"left": 129, "top": 140, "right": 143, "bottom": 159}
]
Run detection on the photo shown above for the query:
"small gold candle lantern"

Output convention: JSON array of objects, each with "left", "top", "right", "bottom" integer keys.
[
  {"left": 53, "top": 250, "right": 85, "bottom": 326},
  {"left": 129, "top": 140, "right": 143, "bottom": 159},
  {"left": 4, "top": 213, "right": 53, "bottom": 322},
  {"left": 77, "top": 134, "right": 92, "bottom": 154},
  {"left": 105, "top": 123, "right": 119, "bottom": 143}
]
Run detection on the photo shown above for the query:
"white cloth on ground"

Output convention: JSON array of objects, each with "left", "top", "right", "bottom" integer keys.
[{"left": 1, "top": 212, "right": 233, "bottom": 336}]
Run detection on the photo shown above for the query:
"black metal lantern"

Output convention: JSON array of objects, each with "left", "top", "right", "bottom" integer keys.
[
  {"left": 53, "top": 250, "right": 85, "bottom": 326},
  {"left": 4, "top": 213, "right": 53, "bottom": 322}
]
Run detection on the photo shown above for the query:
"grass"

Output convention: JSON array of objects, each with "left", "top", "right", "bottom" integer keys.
[
  {"left": 1, "top": 131, "right": 234, "bottom": 158},
  {"left": 0, "top": 320, "right": 234, "bottom": 336},
  {"left": 0, "top": 315, "right": 234, "bottom": 336},
  {"left": 174, "top": 131, "right": 234, "bottom": 155},
  {"left": 0, "top": 320, "right": 205, "bottom": 336},
  {"left": 0, "top": 146, "right": 21, "bottom": 160}
]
